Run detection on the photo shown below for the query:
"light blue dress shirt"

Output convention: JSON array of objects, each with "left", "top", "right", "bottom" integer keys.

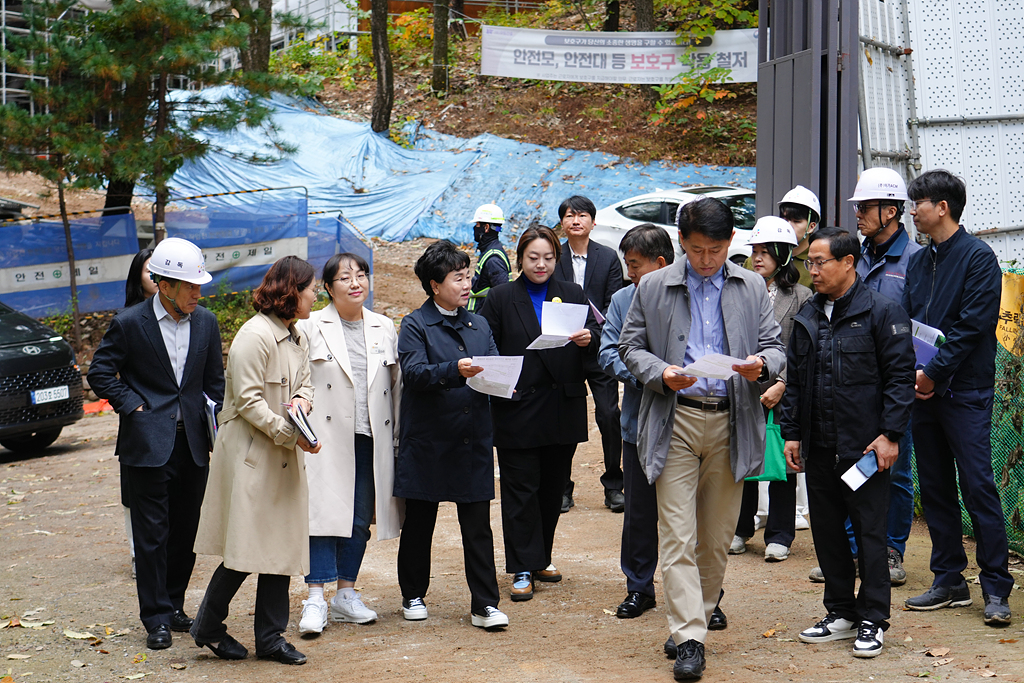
[{"left": 679, "top": 261, "right": 727, "bottom": 398}]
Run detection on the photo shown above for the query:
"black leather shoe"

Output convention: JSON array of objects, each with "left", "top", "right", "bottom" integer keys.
[
  {"left": 194, "top": 633, "right": 248, "bottom": 660},
  {"left": 169, "top": 610, "right": 193, "bottom": 632},
  {"left": 616, "top": 592, "right": 656, "bottom": 618},
  {"left": 708, "top": 605, "right": 727, "bottom": 630},
  {"left": 664, "top": 636, "right": 677, "bottom": 659},
  {"left": 561, "top": 481, "right": 575, "bottom": 513},
  {"left": 257, "top": 641, "right": 307, "bottom": 665},
  {"left": 146, "top": 624, "right": 172, "bottom": 650},
  {"left": 605, "top": 489, "right": 625, "bottom": 513},
  {"left": 673, "top": 639, "right": 705, "bottom": 680}
]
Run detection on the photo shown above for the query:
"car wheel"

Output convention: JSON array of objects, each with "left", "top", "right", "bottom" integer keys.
[{"left": 1, "top": 427, "right": 63, "bottom": 454}]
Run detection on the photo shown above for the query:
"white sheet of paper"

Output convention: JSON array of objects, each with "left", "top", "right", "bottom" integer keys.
[
  {"left": 467, "top": 355, "right": 524, "bottom": 399},
  {"left": 678, "top": 353, "right": 755, "bottom": 380},
  {"left": 526, "top": 301, "right": 589, "bottom": 350},
  {"left": 911, "top": 319, "right": 946, "bottom": 347}
]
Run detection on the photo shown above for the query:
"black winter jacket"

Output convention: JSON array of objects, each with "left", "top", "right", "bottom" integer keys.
[
  {"left": 901, "top": 226, "right": 1001, "bottom": 394},
  {"left": 780, "top": 277, "right": 916, "bottom": 462}
]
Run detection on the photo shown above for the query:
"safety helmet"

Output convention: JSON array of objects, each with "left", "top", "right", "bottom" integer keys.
[
  {"left": 148, "top": 237, "right": 212, "bottom": 285},
  {"left": 472, "top": 203, "right": 505, "bottom": 226},
  {"left": 778, "top": 185, "right": 821, "bottom": 217},
  {"left": 746, "top": 216, "right": 799, "bottom": 246},
  {"left": 848, "top": 167, "right": 909, "bottom": 202}
]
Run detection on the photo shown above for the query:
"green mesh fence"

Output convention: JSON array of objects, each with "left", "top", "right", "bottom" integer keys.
[{"left": 924, "top": 266, "right": 1024, "bottom": 554}]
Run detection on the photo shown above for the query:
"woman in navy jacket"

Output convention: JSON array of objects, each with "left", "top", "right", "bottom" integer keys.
[
  {"left": 480, "top": 224, "right": 599, "bottom": 602},
  {"left": 394, "top": 240, "right": 508, "bottom": 630}
]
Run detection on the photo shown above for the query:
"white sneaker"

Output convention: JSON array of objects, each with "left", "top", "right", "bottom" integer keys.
[
  {"left": 403, "top": 597, "right": 428, "bottom": 621},
  {"left": 852, "top": 621, "right": 884, "bottom": 658},
  {"left": 471, "top": 606, "right": 509, "bottom": 630},
  {"left": 795, "top": 514, "right": 810, "bottom": 530},
  {"left": 798, "top": 613, "right": 857, "bottom": 643},
  {"left": 728, "top": 535, "right": 748, "bottom": 555},
  {"left": 298, "top": 598, "right": 328, "bottom": 634},
  {"left": 765, "top": 543, "right": 790, "bottom": 562},
  {"left": 331, "top": 591, "right": 378, "bottom": 624},
  {"left": 754, "top": 515, "right": 766, "bottom": 530}
]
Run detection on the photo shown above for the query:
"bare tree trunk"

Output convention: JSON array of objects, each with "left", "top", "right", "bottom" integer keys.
[
  {"left": 238, "top": 0, "right": 273, "bottom": 73},
  {"left": 602, "top": 0, "right": 619, "bottom": 32},
  {"left": 102, "top": 177, "right": 136, "bottom": 216},
  {"left": 56, "top": 173, "right": 82, "bottom": 348},
  {"left": 431, "top": 0, "right": 449, "bottom": 96},
  {"left": 634, "top": 0, "right": 657, "bottom": 103},
  {"left": 370, "top": 0, "right": 393, "bottom": 132}
]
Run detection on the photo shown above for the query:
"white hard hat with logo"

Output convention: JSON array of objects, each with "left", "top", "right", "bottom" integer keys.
[
  {"left": 746, "top": 216, "right": 799, "bottom": 246},
  {"left": 473, "top": 203, "right": 505, "bottom": 225},
  {"left": 148, "top": 237, "right": 212, "bottom": 285},
  {"left": 848, "top": 167, "right": 909, "bottom": 202},
  {"left": 778, "top": 185, "right": 821, "bottom": 216}
]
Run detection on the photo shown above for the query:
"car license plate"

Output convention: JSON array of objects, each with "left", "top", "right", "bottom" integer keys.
[{"left": 31, "top": 385, "right": 69, "bottom": 405}]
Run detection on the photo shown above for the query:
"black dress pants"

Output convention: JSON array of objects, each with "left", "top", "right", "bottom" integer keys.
[
  {"left": 567, "top": 356, "right": 623, "bottom": 493},
  {"left": 397, "top": 498, "right": 500, "bottom": 612},
  {"left": 806, "top": 446, "right": 891, "bottom": 628},
  {"left": 123, "top": 428, "right": 207, "bottom": 632},
  {"left": 190, "top": 563, "right": 290, "bottom": 655},
  {"left": 497, "top": 444, "right": 575, "bottom": 573},
  {"left": 735, "top": 474, "right": 797, "bottom": 547}
]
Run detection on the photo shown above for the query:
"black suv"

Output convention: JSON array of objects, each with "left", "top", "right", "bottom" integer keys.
[{"left": 0, "top": 302, "right": 84, "bottom": 453}]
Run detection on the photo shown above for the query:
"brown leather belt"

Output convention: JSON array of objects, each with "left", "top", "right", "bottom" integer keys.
[{"left": 676, "top": 396, "right": 730, "bottom": 412}]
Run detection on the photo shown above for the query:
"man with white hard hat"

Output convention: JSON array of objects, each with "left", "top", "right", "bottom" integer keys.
[
  {"left": 777, "top": 185, "right": 821, "bottom": 288},
  {"left": 89, "top": 237, "right": 225, "bottom": 650},
  {"left": 467, "top": 203, "right": 511, "bottom": 313}
]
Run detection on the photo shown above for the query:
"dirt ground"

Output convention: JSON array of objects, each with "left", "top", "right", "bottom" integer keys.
[{"left": 3, "top": 409, "right": 1024, "bottom": 683}]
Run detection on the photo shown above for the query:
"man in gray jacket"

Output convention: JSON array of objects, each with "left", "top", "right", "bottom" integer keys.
[{"left": 619, "top": 197, "right": 785, "bottom": 681}]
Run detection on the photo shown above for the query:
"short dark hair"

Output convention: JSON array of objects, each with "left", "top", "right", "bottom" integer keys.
[
  {"left": 557, "top": 195, "right": 597, "bottom": 221},
  {"left": 252, "top": 255, "right": 316, "bottom": 319},
  {"left": 677, "top": 196, "right": 734, "bottom": 241},
  {"left": 322, "top": 252, "right": 371, "bottom": 301},
  {"left": 124, "top": 247, "right": 155, "bottom": 308},
  {"left": 516, "top": 223, "right": 561, "bottom": 272},
  {"left": 414, "top": 240, "right": 471, "bottom": 298},
  {"left": 907, "top": 169, "right": 967, "bottom": 222},
  {"left": 619, "top": 223, "right": 675, "bottom": 265},
  {"left": 778, "top": 203, "right": 821, "bottom": 227},
  {"left": 807, "top": 226, "right": 861, "bottom": 267}
]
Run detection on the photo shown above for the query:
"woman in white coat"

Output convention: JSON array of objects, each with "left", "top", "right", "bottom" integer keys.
[{"left": 293, "top": 252, "right": 403, "bottom": 635}]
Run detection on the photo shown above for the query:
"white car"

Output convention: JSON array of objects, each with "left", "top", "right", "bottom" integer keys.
[{"left": 591, "top": 186, "right": 757, "bottom": 278}]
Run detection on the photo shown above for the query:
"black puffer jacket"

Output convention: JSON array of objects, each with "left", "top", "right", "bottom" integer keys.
[
  {"left": 809, "top": 310, "right": 837, "bottom": 450},
  {"left": 780, "top": 277, "right": 916, "bottom": 461}
]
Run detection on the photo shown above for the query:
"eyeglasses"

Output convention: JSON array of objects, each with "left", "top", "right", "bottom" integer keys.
[
  {"left": 332, "top": 274, "right": 369, "bottom": 287},
  {"left": 805, "top": 257, "right": 838, "bottom": 271},
  {"left": 911, "top": 199, "right": 933, "bottom": 210},
  {"left": 853, "top": 202, "right": 882, "bottom": 214}
]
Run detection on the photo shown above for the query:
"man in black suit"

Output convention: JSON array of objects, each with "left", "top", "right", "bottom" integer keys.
[
  {"left": 89, "top": 238, "right": 224, "bottom": 650},
  {"left": 553, "top": 195, "right": 625, "bottom": 512}
]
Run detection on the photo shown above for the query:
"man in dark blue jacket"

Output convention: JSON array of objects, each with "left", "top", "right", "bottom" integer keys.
[
  {"left": 466, "top": 203, "right": 511, "bottom": 314},
  {"left": 901, "top": 169, "right": 1012, "bottom": 626},
  {"left": 781, "top": 227, "right": 916, "bottom": 659}
]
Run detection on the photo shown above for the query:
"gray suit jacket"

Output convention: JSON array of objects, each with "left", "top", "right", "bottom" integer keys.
[{"left": 618, "top": 259, "right": 785, "bottom": 483}]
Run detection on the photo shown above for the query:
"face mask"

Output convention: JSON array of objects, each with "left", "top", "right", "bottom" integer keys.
[{"left": 474, "top": 224, "right": 489, "bottom": 243}]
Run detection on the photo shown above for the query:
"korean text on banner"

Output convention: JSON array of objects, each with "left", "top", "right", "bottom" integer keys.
[{"left": 480, "top": 26, "right": 757, "bottom": 85}]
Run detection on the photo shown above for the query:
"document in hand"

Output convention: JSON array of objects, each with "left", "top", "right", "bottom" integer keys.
[
  {"left": 467, "top": 355, "right": 524, "bottom": 399},
  {"left": 678, "top": 353, "right": 756, "bottom": 380},
  {"left": 911, "top": 320, "right": 945, "bottom": 369},
  {"left": 841, "top": 451, "right": 879, "bottom": 491},
  {"left": 203, "top": 392, "right": 219, "bottom": 448},
  {"left": 287, "top": 404, "right": 318, "bottom": 447},
  {"left": 526, "top": 301, "right": 590, "bottom": 350}
]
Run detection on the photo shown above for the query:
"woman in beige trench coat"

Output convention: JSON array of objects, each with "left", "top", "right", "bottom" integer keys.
[
  {"left": 292, "top": 252, "right": 403, "bottom": 635},
  {"left": 190, "top": 256, "right": 321, "bottom": 666}
]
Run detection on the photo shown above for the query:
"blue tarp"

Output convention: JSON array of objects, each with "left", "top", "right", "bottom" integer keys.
[{"left": 168, "top": 88, "right": 756, "bottom": 247}]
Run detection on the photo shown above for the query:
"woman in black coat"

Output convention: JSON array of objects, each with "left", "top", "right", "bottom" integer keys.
[
  {"left": 394, "top": 240, "right": 508, "bottom": 630},
  {"left": 479, "top": 224, "right": 599, "bottom": 602}
]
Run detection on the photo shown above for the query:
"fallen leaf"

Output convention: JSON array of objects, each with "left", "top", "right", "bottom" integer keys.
[
  {"left": 933, "top": 657, "right": 954, "bottom": 667},
  {"left": 89, "top": 638, "right": 104, "bottom": 647},
  {"left": 20, "top": 620, "right": 54, "bottom": 628},
  {"left": 8, "top": 617, "right": 20, "bottom": 628},
  {"left": 0, "top": 620, "right": 8, "bottom": 629},
  {"left": 7, "top": 654, "right": 31, "bottom": 659},
  {"left": 926, "top": 647, "right": 950, "bottom": 657},
  {"left": 601, "top": 609, "right": 615, "bottom": 615},
  {"left": 64, "top": 629, "right": 95, "bottom": 639},
  {"left": 71, "top": 660, "right": 85, "bottom": 667},
  {"left": 905, "top": 636, "right": 913, "bottom": 642},
  {"left": 762, "top": 628, "right": 776, "bottom": 638},
  {"left": 98, "top": 649, "right": 110, "bottom": 654},
  {"left": 170, "top": 662, "right": 186, "bottom": 670},
  {"left": 123, "top": 674, "right": 151, "bottom": 680},
  {"left": 2, "top": 675, "right": 14, "bottom": 683},
  {"left": 131, "top": 652, "right": 147, "bottom": 664},
  {"left": 978, "top": 671, "right": 997, "bottom": 678},
  {"left": 998, "top": 639, "right": 1017, "bottom": 644}
]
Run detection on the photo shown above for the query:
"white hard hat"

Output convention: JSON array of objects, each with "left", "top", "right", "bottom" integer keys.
[
  {"left": 778, "top": 185, "right": 821, "bottom": 216},
  {"left": 472, "top": 203, "right": 505, "bottom": 225},
  {"left": 746, "top": 216, "right": 799, "bottom": 246},
  {"left": 148, "top": 237, "right": 212, "bottom": 285},
  {"left": 848, "top": 167, "right": 909, "bottom": 202}
]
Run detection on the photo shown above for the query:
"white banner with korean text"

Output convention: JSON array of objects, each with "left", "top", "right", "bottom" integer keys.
[{"left": 480, "top": 26, "right": 757, "bottom": 85}]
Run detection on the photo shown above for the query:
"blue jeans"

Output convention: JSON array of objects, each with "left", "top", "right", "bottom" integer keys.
[
  {"left": 305, "top": 434, "right": 375, "bottom": 584},
  {"left": 847, "top": 427, "right": 914, "bottom": 557}
]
